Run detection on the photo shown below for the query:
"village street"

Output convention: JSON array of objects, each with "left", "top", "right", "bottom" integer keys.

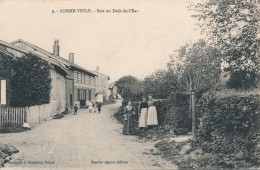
[{"left": 0, "top": 100, "right": 176, "bottom": 169}]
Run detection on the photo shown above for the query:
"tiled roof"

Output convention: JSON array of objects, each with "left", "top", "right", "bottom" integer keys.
[
  {"left": 71, "top": 63, "right": 97, "bottom": 77},
  {"left": 0, "top": 39, "right": 70, "bottom": 75},
  {"left": 11, "top": 39, "right": 97, "bottom": 76},
  {"left": 108, "top": 82, "right": 116, "bottom": 89}
]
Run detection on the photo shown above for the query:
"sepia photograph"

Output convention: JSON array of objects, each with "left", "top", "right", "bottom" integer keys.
[{"left": 0, "top": 0, "right": 259, "bottom": 169}]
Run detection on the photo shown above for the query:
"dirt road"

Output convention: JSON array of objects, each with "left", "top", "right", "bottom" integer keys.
[{"left": 0, "top": 100, "right": 177, "bottom": 169}]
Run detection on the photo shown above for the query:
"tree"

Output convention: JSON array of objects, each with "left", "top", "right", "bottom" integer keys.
[
  {"left": 191, "top": 0, "right": 260, "bottom": 89},
  {"left": 144, "top": 67, "right": 179, "bottom": 99},
  {"left": 116, "top": 76, "right": 143, "bottom": 101},
  {"left": 11, "top": 53, "right": 52, "bottom": 107},
  {"left": 171, "top": 40, "right": 222, "bottom": 92}
]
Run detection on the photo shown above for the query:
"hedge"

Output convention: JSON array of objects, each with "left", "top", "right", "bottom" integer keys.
[
  {"left": 163, "top": 93, "right": 191, "bottom": 135},
  {"left": 192, "top": 91, "right": 260, "bottom": 168}
]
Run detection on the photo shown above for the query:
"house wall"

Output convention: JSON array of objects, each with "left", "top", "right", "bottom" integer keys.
[
  {"left": 112, "top": 86, "right": 118, "bottom": 97},
  {"left": 95, "top": 72, "right": 109, "bottom": 101},
  {"left": 65, "top": 78, "right": 74, "bottom": 110},
  {"left": 109, "top": 86, "right": 118, "bottom": 98},
  {"left": 50, "top": 69, "right": 66, "bottom": 114}
]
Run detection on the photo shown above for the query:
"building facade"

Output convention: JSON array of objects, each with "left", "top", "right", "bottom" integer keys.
[
  {"left": 67, "top": 53, "right": 97, "bottom": 107},
  {"left": 94, "top": 66, "right": 110, "bottom": 102},
  {"left": 108, "top": 82, "right": 118, "bottom": 98}
]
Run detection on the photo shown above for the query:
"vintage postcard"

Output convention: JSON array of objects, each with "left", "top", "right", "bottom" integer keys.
[{"left": 0, "top": 0, "right": 259, "bottom": 170}]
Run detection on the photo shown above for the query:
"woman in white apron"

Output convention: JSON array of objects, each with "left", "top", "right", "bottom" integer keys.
[
  {"left": 138, "top": 97, "right": 148, "bottom": 128},
  {"left": 147, "top": 94, "right": 158, "bottom": 126}
]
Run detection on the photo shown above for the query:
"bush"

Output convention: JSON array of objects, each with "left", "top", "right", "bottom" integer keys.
[
  {"left": 192, "top": 91, "right": 260, "bottom": 168},
  {"left": 164, "top": 93, "right": 191, "bottom": 135}
]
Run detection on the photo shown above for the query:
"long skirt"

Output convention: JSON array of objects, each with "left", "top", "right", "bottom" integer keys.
[
  {"left": 123, "top": 113, "right": 135, "bottom": 135},
  {"left": 139, "top": 108, "right": 148, "bottom": 128},
  {"left": 147, "top": 106, "right": 158, "bottom": 126}
]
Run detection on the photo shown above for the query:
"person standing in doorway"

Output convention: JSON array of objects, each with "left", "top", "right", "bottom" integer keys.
[{"left": 74, "top": 104, "right": 78, "bottom": 115}]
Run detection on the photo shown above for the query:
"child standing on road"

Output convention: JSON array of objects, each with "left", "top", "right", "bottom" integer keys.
[
  {"left": 88, "top": 101, "right": 93, "bottom": 113},
  {"left": 97, "top": 102, "right": 102, "bottom": 114},
  {"left": 74, "top": 104, "right": 78, "bottom": 115}
]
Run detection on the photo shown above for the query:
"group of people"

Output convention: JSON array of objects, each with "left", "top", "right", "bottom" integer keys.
[
  {"left": 123, "top": 94, "right": 159, "bottom": 135},
  {"left": 74, "top": 102, "right": 102, "bottom": 115}
]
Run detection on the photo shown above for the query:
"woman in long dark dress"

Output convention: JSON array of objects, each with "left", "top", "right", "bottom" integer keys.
[{"left": 123, "top": 100, "right": 136, "bottom": 135}]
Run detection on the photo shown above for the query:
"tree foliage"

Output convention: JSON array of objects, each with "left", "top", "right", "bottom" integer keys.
[
  {"left": 191, "top": 0, "right": 260, "bottom": 89},
  {"left": 170, "top": 40, "right": 222, "bottom": 92},
  {"left": 115, "top": 76, "right": 143, "bottom": 101},
  {"left": 11, "top": 53, "right": 52, "bottom": 107},
  {"left": 143, "top": 67, "right": 179, "bottom": 99}
]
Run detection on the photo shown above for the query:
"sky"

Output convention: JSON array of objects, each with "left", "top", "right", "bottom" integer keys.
[{"left": 0, "top": 0, "right": 202, "bottom": 82}]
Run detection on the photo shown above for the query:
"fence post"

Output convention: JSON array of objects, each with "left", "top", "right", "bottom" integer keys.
[{"left": 191, "top": 90, "right": 196, "bottom": 135}]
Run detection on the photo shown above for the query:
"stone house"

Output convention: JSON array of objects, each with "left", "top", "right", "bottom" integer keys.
[
  {"left": 94, "top": 66, "right": 110, "bottom": 102},
  {"left": 108, "top": 82, "right": 118, "bottom": 99}
]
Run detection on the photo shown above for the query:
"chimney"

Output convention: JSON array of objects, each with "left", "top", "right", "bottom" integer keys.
[
  {"left": 53, "top": 40, "right": 59, "bottom": 56},
  {"left": 96, "top": 66, "right": 100, "bottom": 72},
  {"left": 69, "top": 53, "right": 74, "bottom": 63}
]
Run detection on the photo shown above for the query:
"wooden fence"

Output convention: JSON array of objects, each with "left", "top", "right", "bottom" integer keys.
[
  {"left": 0, "top": 101, "right": 60, "bottom": 128},
  {"left": 0, "top": 107, "right": 27, "bottom": 127}
]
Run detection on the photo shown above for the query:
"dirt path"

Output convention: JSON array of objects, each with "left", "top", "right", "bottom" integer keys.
[{"left": 0, "top": 100, "right": 177, "bottom": 169}]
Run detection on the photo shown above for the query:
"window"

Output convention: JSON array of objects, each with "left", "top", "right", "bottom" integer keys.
[
  {"left": 88, "top": 89, "right": 91, "bottom": 101},
  {"left": 90, "top": 77, "right": 95, "bottom": 85},
  {"left": 83, "top": 74, "right": 85, "bottom": 84},
  {"left": 81, "top": 89, "right": 83, "bottom": 100},
  {"left": 78, "top": 72, "right": 81, "bottom": 83},
  {"left": 81, "top": 73, "right": 83, "bottom": 83},
  {"left": 77, "top": 89, "right": 80, "bottom": 100},
  {"left": 85, "top": 89, "right": 88, "bottom": 100},
  {"left": 83, "top": 89, "right": 86, "bottom": 100},
  {"left": 74, "top": 71, "right": 77, "bottom": 82},
  {"left": 77, "top": 72, "right": 80, "bottom": 83},
  {"left": 85, "top": 75, "right": 90, "bottom": 85},
  {"left": 70, "top": 94, "right": 73, "bottom": 107}
]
